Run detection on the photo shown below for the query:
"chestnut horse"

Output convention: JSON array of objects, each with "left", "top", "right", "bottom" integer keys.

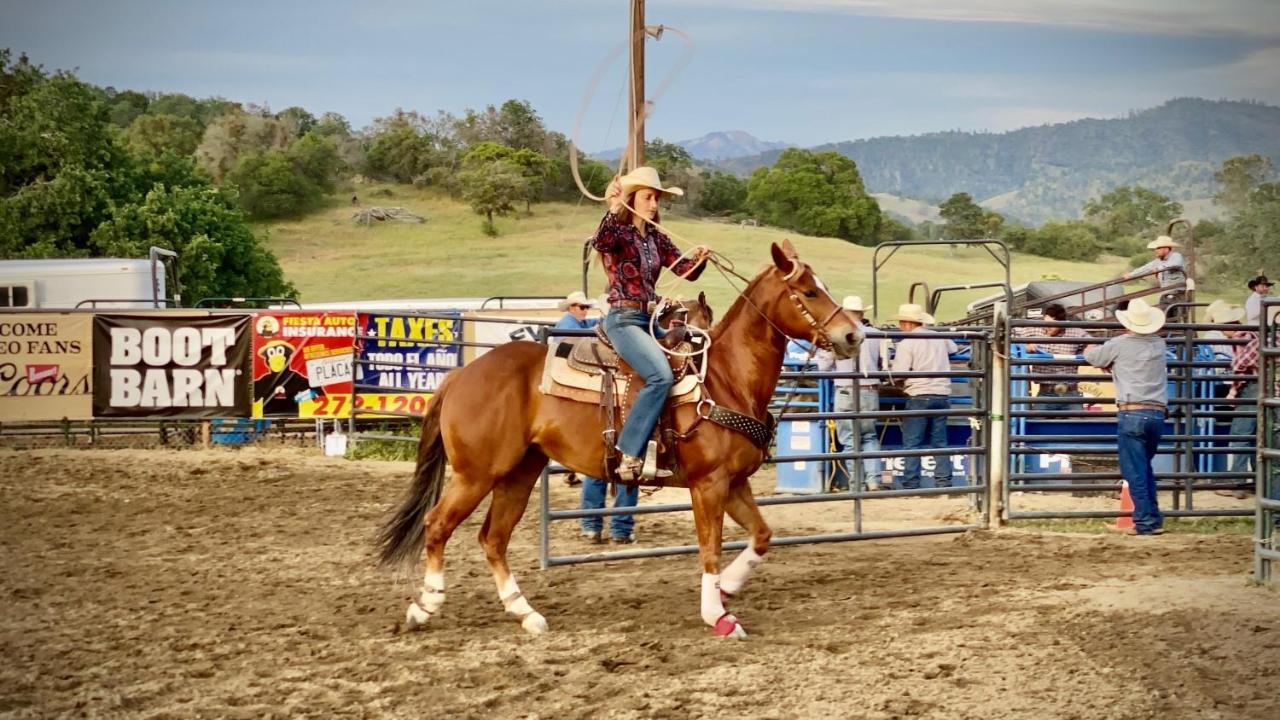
[{"left": 377, "top": 240, "right": 861, "bottom": 638}]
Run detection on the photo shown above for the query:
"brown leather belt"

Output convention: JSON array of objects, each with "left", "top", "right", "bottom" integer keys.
[
  {"left": 1118, "top": 403, "right": 1166, "bottom": 413},
  {"left": 610, "top": 299, "right": 653, "bottom": 312}
]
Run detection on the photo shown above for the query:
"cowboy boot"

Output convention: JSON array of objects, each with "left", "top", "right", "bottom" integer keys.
[{"left": 640, "top": 440, "right": 674, "bottom": 481}]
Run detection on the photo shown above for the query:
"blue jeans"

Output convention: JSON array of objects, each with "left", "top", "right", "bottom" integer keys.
[
  {"left": 1228, "top": 381, "right": 1257, "bottom": 477},
  {"left": 580, "top": 476, "right": 638, "bottom": 539},
  {"left": 604, "top": 309, "right": 673, "bottom": 458},
  {"left": 902, "top": 395, "right": 953, "bottom": 489},
  {"left": 1117, "top": 410, "right": 1165, "bottom": 534},
  {"left": 834, "top": 387, "right": 880, "bottom": 489}
]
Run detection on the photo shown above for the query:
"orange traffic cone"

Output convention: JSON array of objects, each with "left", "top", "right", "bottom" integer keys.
[{"left": 1115, "top": 480, "right": 1135, "bottom": 531}]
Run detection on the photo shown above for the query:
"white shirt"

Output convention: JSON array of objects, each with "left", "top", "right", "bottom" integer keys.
[
  {"left": 817, "top": 327, "right": 883, "bottom": 388},
  {"left": 891, "top": 328, "right": 958, "bottom": 396},
  {"left": 1245, "top": 291, "right": 1266, "bottom": 324}
]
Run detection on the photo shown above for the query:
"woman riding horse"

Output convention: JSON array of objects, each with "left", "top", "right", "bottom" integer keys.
[{"left": 594, "top": 166, "right": 712, "bottom": 482}]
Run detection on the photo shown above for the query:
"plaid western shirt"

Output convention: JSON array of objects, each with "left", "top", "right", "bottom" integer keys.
[
  {"left": 1015, "top": 325, "right": 1091, "bottom": 376},
  {"left": 1231, "top": 331, "right": 1259, "bottom": 393},
  {"left": 591, "top": 212, "right": 707, "bottom": 306}
]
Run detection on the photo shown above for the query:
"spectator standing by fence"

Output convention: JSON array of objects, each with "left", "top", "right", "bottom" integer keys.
[
  {"left": 817, "top": 296, "right": 885, "bottom": 491},
  {"left": 555, "top": 291, "right": 639, "bottom": 544},
  {"left": 1246, "top": 275, "right": 1271, "bottom": 324},
  {"left": 1217, "top": 305, "right": 1259, "bottom": 498},
  {"left": 891, "top": 304, "right": 958, "bottom": 490},
  {"left": 1018, "top": 303, "right": 1091, "bottom": 411},
  {"left": 1084, "top": 298, "right": 1168, "bottom": 536}
]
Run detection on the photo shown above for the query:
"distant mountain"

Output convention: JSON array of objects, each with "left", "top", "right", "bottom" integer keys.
[
  {"left": 595, "top": 130, "right": 791, "bottom": 163},
  {"left": 718, "top": 98, "right": 1280, "bottom": 225}
]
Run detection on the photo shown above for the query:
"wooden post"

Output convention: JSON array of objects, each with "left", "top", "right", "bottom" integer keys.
[
  {"left": 627, "top": 0, "right": 645, "bottom": 171},
  {"left": 201, "top": 420, "right": 211, "bottom": 449}
]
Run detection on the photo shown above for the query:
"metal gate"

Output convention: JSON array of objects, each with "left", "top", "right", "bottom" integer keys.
[{"left": 1257, "top": 298, "right": 1279, "bottom": 582}]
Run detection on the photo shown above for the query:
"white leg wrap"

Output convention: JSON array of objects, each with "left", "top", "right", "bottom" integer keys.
[
  {"left": 499, "top": 576, "right": 548, "bottom": 635},
  {"left": 701, "top": 573, "right": 727, "bottom": 626},
  {"left": 405, "top": 570, "right": 446, "bottom": 631},
  {"left": 422, "top": 570, "right": 446, "bottom": 612},
  {"left": 720, "top": 546, "right": 764, "bottom": 596}
]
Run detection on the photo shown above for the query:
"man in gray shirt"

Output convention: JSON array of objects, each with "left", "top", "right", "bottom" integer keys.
[
  {"left": 890, "top": 303, "right": 959, "bottom": 490},
  {"left": 1123, "top": 235, "right": 1186, "bottom": 317},
  {"left": 817, "top": 296, "right": 884, "bottom": 491},
  {"left": 1083, "top": 298, "right": 1168, "bottom": 536}
]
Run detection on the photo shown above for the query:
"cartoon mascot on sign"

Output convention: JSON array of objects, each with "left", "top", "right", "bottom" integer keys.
[{"left": 254, "top": 340, "right": 324, "bottom": 416}]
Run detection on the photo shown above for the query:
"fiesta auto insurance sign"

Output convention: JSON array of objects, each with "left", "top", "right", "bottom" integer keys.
[{"left": 93, "top": 315, "right": 251, "bottom": 418}]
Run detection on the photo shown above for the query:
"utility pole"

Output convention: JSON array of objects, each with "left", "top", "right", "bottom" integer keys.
[{"left": 627, "top": 0, "right": 645, "bottom": 172}]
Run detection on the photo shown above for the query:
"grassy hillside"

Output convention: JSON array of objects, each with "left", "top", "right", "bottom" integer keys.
[{"left": 261, "top": 184, "right": 1128, "bottom": 321}]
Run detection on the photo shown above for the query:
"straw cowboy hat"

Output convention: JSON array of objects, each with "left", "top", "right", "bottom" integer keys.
[
  {"left": 558, "top": 291, "right": 597, "bottom": 312},
  {"left": 892, "top": 303, "right": 930, "bottom": 324},
  {"left": 1247, "top": 275, "right": 1272, "bottom": 290},
  {"left": 1146, "top": 235, "right": 1180, "bottom": 250},
  {"left": 842, "top": 295, "right": 872, "bottom": 313},
  {"left": 1216, "top": 305, "right": 1247, "bottom": 324},
  {"left": 618, "top": 166, "right": 684, "bottom": 197},
  {"left": 1115, "top": 298, "right": 1166, "bottom": 335}
]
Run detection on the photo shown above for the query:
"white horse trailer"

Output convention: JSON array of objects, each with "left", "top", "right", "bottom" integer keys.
[{"left": 0, "top": 249, "right": 177, "bottom": 310}]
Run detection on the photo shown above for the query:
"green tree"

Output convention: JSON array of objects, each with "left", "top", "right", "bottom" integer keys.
[
  {"left": 226, "top": 150, "right": 322, "bottom": 219},
  {"left": 276, "top": 106, "right": 316, "bottom": 138},
  {"left": 745, "top": 149, "right": 881, "bottom": 243},
  {"left": 194, "top": 111, "right": 292, "bottom": 182},
  {"left": 1211, "top": 182, "right": 1280, "bottom": 282},
  {"left": 1213, "top": 154, "right": 1274, "bottom": 214},
  {"left": 105, "top": 88, "right": 150, "bottom": 127},
  {"left": 462, "top": 141, "right": 550, "bottom": 211},
  {"left": 458, "top": 160, "right": 526, "bottom": 235},
  {"left": 698, "top": 170, "right": 748, "bottom": 215},
  {"left": 938, "top": 192, "right": 986, "bottom": 240},
  {"left": 91, "top": 185, "right": 296, "bottom": 302},
  {"left": 1082, "top": 185, "right": 1182, "bottom": 248},
  {"left": 123, "top": 113, "right": 203, "bottom": 158},
  {"left": 364, "top": 110, "right": 457, "bottom": 184}
]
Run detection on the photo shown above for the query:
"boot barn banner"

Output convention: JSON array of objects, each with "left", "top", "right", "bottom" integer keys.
[
  {"left": 0, "top": 313, "right": 94, "bottom": 421},
  {"left": 93, "top": 314, "right": 251, "bottom": 418},
  {"left": 355, "top": 312, "right": 461, "bottom": 416},
  {"left": 251, "top": 312, "right": 356, "bottom": 419}
]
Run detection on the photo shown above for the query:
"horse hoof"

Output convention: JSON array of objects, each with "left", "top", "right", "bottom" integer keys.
[
  {"left": 404, "top": 603, "right": 432, "bottom": 631},
  {"left": 713, "top": 614, "right": 748, "bottom": 639},
  {"left": 521, "top": 613, "right": 549, "bottom": 636}
]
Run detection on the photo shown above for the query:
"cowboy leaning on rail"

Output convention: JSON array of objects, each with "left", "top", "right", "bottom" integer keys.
[
  {"left": 1121, "top": 235, "right": 1186, "bottom": 317},
  {"left": 1083, "top": 298, "right": 1168, "bottom": 536},
  {"left": 592, "top": 167, "right": 711, "bottom": 482}
]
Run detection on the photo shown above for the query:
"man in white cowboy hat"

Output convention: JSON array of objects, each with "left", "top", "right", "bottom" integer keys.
[
  {"left": 817, "top": 296, "right": 886, "bottom": 491},
  {"left": 1123, "top": 235, "right": 1186, "bottom": 314},
  {"left": 1245, "top": 275, "right": 1271, "bottom": 324},
  {"left": 554, "top": 291, "right": 599, "bottom": 331},
  {"left": 554, "top": 290, "right": 640, "bottom": 543},
  {"left": 890, "top": 303, "right": 959, "bottom": 491},
  {"left": 1083, "top": 298, "right": 1169, "bottom": 536}
]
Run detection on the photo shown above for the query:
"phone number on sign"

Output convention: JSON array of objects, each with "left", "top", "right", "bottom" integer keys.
[{"left": 354, "top": 393, "right": 432, "bottom": 417}]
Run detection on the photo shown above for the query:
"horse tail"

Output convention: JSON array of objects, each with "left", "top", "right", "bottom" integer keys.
[{"left": 376, "top": 375, "right": 452, "bottom": 569}]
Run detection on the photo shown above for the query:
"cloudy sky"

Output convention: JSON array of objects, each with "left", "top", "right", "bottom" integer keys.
[{"left": 2, "top": 0, "right": 1277, "bottom": 149}]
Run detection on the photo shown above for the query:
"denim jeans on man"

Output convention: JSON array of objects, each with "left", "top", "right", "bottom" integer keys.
[
  {"left": 834, "top": 387, "right": 880, "bottom": 489},
  {"left": 902, "top": 395, "right": 953, "bottom": 489},
  {"left": 604, "top": 309, "right": 672, "bottom": 458},
  {"left": 1117, "top": 409, "right": 1165, "bottom": 534},
  {"left": 580, "top": 476, "right": 639, "bottom": 540},
  {"left": 1228, "top": 381, "right": 1258, "bottom": 476}
]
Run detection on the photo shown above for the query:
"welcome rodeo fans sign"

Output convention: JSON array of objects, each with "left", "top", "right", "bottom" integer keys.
[
  {"left": 0, "top": 314, "right": 94, "bottom": 421},
  {"left": 251, "top": 312, "right": 356, "bottom": 418},
  {"left": 93, "top": 314, "right": 251, "bottom": 418}
]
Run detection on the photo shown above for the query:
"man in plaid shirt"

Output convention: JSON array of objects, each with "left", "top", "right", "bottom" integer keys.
[
  {"left": 1226, "top": 321, "right": 1260, "bottom": 495},
  {"left": 1018, "top": 304, "right": 1091, "bottom": 411}
]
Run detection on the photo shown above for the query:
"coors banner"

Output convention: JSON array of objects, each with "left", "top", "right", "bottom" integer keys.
[{"left": 93, "top": 314, "right": 251, "bottom": 418}]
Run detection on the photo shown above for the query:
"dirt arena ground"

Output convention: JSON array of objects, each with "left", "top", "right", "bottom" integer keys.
[{"left": 1, "top": 447, "right": 1276, "bottom": 719}]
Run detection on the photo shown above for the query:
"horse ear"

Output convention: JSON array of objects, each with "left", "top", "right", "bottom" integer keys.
[
  {"left": 781, "top": 238, "right": 798, "bottom": 258},
  {"left": 770, "top": 242, "right": 794, "bottom": 274},
  {"left": 698, "top": 291, "right": 707, "bottom": 307}
]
